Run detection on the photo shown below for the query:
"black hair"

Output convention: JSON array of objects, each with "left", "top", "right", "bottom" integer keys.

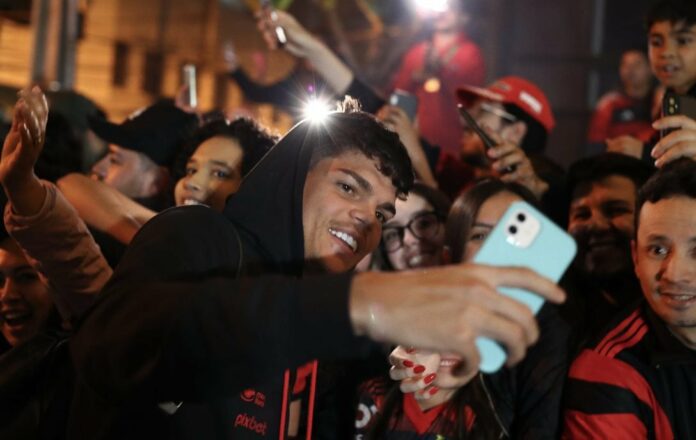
[
  {"left": 172, "top": 117, "right": 277, "bottom": 183},
  {"left": 445, "top": 179, "right": 539, "bottom": 264},
  {"left": 374, "top": 182, "right": 451, "bottom": 271},
  {"left": 367, "top": 375, "right": 501, "bottom": 439},
  {"left": 566, "top": 153, "right": 654, "bottom": 202},
  {"left": 636, "top": 158, "right": 696, "bottom": 231},
  {"left": 502, "top": 103, "right": 548, "bottom": 154},
  {"left": 307, "top": 97, "right": 414, "bottom": 198},
  {"left": 646, "top": 0, "right": 696, "bottom": 30}
]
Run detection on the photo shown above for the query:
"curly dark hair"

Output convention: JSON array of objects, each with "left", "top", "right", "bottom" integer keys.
[
  {"left": 307, "top": 97, "right": 414, "bottom": 198},
  {"left": 172, "top": 118, "right": 277, "bottom": 183}
]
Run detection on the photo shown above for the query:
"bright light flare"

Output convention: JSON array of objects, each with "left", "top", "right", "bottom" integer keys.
[
  {"left": 303, "top": 97, "right": 332, "bottom": 123},
  {"left": 413, "top": 0, "right": 450, "bottom": 13}
]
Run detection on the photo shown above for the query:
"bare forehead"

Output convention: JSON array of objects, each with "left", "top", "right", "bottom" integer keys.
[
  {"left": 572, "top": 175, "right": 637, "bottom": 204},
  {"left": 638, "top": 197, "right": 696, "bottom": 238}
]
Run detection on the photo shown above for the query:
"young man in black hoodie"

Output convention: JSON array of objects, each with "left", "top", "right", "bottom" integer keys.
[{"left": 66, "top": 100, "right": 565, "bottom": 439}]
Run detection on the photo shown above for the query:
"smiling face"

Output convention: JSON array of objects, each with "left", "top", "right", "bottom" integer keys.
[
  {"left": 633, "top": 197, "right": 696, "bottom": 347},
  {"left": 648, "top": 20, "right": 696, "bottom": 94},
  {"left": 383, "top": 193, "right": 445, "bottom": 270},
  {"left": 174, "top": 136, "right": 244, "bottom": 212},
  {"left": 568, "top": 175, "right": 637, "bottom": 280},
  {"left": 302, "top": 151, "right": 397, "bottom": 274},
  {"left": 0, "top": 239, "right": 53, "bottom": 347}
]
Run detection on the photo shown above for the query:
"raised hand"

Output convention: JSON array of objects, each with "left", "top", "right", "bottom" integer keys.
[{"left": 652, "top": 115, "right": 696, "bottom": 167}]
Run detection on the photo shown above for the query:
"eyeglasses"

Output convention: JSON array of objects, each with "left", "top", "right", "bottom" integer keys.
[{"left": 382, "top": 211, "right": 443, "bottom": 253}]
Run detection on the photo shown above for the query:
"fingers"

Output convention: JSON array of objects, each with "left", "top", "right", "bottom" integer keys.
[
  {"left": 467, "top": 305, "right": 532, "bottom": 365},
  {"left": 472, "top": 264, "right": 566, "bottom": 304},
  {"left": 652, "top": 128, "right": 696, "bottom": 162},
  {"left": 653, "top": 115, "right": 696, "bottom": 131},
  {"left": 654, "top": 140, "right": 696, "bottom": 167}
]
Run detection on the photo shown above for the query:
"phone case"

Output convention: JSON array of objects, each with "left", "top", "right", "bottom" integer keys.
[{"left": 472, "top": 201, "right": 576, "bottom": 373}]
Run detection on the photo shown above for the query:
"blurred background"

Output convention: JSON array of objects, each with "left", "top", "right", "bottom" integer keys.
[{"left": 0, "top": 0, "right": 655, "bottom": 167}]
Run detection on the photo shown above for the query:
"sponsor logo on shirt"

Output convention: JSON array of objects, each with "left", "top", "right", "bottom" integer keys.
[{"left": 233, "top": 413, "right": 268, "bottom": 436}]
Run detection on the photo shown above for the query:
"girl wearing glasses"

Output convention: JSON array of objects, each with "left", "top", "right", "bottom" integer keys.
[{"left": 356, "top": 179, "right": 568, "bottom": 438}]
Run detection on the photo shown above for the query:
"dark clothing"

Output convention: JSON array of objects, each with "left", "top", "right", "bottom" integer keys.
[
  {"left": 563, "top": 301, "right": 696, "bottom": 439},
  {"left": 355, "top": 377, "right": 478, "bottom": 439},
  {"left": 68, "top": 119, "right": 373, "bottom": 439},
  {"left": 485, "top": 304, "right": 569, "bottom": 439}
]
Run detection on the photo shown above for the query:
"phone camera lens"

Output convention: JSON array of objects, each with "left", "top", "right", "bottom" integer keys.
[
  {"left": 517, "top": 213, "right": 526, "bottom": 222},
  {"left": 509, "top": 225, "right": 518, "bottom": 235}
]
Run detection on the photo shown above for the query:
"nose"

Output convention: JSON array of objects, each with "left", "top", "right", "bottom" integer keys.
[
  {"left": 184, "top": 172, "right": 209, "bottom": 194},
  {"left": 91, "top": 157, "right": 108, "bottom": 180},
  {"left": 588, "top": 210, "right": 611, "bottom": 231},
  {"left": 0, "top": 279, "right": 20, "bottom": 303},
  {"left": 659, "top": 252, "right": 694, "bottom": 285},
  {"left": 660, "top": 39, "right": 677, "bottom": 59},
  {"left": 402, "top": 227, "right": 420, "bottom": 247}
]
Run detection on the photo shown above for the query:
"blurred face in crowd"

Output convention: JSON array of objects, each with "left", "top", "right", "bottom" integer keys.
[
  {"left": 568, "top": 175, "right": 637, "bottom": 281},
  {"left": 459, "top": 99, "right": 526, "bottom": 168},
  {"left": 633, "top": 196, "right": 696, "bottom": 348},
  {"left": 91, "top": 144, "right": 162, "bottom": 199},
  {"left": 383, "top": 193, "right": 445, "bottom": 270},
  {"left": 648, "top": 20, "right": 696, "bottom": 94},
  {"left": 620, "top": 50, "right": 653, "bottom": 95},
  {"left": 0, "top": 239, "right": 53, "bottom": 347},
  {"left": 463, "top": 191, "right": 522, "bottom": 261},
  {"left": 303, "top": 151, "right": 397, "bottom": 274},
  {"left": 174, "top": 136, "right": 244, "bottom": 212}
]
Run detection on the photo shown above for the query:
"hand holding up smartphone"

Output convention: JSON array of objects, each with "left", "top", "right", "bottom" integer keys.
[
  {"left": 259, "top": 0, "right": 287, "bottom": 47},
  {"left": 652, "top": 90, "right": 696, "bottom": 167}
]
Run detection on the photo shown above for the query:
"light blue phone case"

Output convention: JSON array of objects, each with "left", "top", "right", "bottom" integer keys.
[{"left": 472, "top": 201, "right": 576, "bottom": 373}]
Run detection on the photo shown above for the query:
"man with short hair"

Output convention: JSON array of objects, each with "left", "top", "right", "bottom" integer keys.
[
  {"left": 563, "top": 153, "right": 653, "bottom": 349},
  {"left": 88, "top": 100, "right": 199, "bottom": 210},
  {"left": 563, "top": 158, "right": 696, "bottom": 439},
  {"left": 68, "top": 100, "right": 564, "bottom": 439}
]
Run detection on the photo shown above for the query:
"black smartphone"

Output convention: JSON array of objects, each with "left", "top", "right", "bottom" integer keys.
[
  {"left": 458, "top": 104, "right": 516, "bottom": 173},
  {"left": 260, "top": 0, "right": 287, "bottom": 47},
  {"left": 389, "top": 90, "right": 418, "bottom": 121},
  {"left": 661, "top": 90, "right": 696, "bottom": 138}
]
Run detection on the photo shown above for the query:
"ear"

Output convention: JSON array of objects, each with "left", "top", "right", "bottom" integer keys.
[
  {"left": 502, "top": 121, "right": 528, "bottom": 146},
  {"left": 441, "top": 245, "right": 452, "bottom": 265}
]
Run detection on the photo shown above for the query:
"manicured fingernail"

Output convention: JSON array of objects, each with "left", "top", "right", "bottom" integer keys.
[
  {"left": 405, "top": 348, "right": 416, "bottom": 354},
  {"left": 429, "top": 387, "right": 439, "bottom": 395},
  {"left": 413, "top": 365, "right": 426, "bottom": 374},
  {"left": 424, "top": 373, "right": 436, "bottom": 384},
  {"left": 403, "top": 360, "right": 414, "bottom": 368}
]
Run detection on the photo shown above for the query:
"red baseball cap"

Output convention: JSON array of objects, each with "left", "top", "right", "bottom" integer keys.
[{"left": 456, "top": 76, "right": 556, "bottom": 132}]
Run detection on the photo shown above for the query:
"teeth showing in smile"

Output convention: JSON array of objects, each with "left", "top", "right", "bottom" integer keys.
[
  {"left": 183, "top": 199, "right": 204, "bottom": 206},
  {"left": 408, "top": 255, "right": 424, "bottom": 267},
  {"left": 440, "top": 359, "right": 458, "bottom": 367},
  {"left": 1, "top": 310, "right": 30, "bottom": 325},
  {"left": 329, "top": 228, "right": 358, "bottom": 253}
]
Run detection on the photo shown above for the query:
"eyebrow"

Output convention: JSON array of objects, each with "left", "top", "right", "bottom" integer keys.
[
  {"left": 209, "top": 160, "right": 231, "bottom": 168},
  {"left": 339, "top": 169, "right": 372, "bottom": 193},
  {"left": 472, "top": 222, "right": 494, "bottom": 229}
]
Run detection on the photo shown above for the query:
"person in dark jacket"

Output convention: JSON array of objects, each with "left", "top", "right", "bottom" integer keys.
[
  {"left": 563, "top": 158, "right": 696, "bottom": 439},
  {"left": 66, "top": 99, "right": 566, "bottom": 439}
]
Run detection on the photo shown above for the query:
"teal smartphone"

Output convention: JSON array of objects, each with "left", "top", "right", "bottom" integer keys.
[{"left": 472, "top": 201, "right": 576, "bottom": 373}]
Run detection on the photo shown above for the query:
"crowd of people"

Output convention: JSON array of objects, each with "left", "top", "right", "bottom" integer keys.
[{"left": 0, "top": 0, "right": 695, "bottom": 438}]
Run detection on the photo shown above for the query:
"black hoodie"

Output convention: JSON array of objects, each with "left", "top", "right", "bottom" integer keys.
[{"left": 67, "top": 118, "right": 375, "bottom": 439}]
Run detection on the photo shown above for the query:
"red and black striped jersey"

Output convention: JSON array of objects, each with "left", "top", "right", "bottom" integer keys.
[
  {"left": 354, "top": 377, "right": 475, "bottom": 440},
  {"left": 562, "top": 302, "right": 696, "bottom": 439}
]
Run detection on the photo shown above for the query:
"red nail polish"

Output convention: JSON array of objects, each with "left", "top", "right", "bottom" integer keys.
[
  {"left": 429, "top": 387, "right": 439, "bottom": 395},
  {"left": 403, "top": 360, "right": 414, "bottom": 368},
  {"left": 424, "top": 373, "right": 436, "bottom": 384},
  {"left": 413, "top": 365, "right": 426, "bottom": 374}
]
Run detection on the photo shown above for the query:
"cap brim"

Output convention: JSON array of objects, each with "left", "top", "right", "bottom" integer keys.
[
  {"left": 87, "top": 114, "right": 135, "bottom": 149},
  {"left": 456, "top": 85, "right": 505, "bottom": 107}
]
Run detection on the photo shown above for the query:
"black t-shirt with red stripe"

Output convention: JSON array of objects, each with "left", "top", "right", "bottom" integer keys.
[{"left": 563, "top": 301, "right": 696, "bottom": 439}]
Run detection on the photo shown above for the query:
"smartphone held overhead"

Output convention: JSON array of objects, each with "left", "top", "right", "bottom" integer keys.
[{"left": 260, "top": 0, "right": 287, "bottom": 47}]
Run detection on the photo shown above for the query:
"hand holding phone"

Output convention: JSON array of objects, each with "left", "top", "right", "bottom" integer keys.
[
  {"left": 389, "top": 90, "right": 418, "bottom": 122},
  {"left": 472, "top": 201, "right": 576, "bottom": 373},
  {"left": 260, "top": 0, "right": 287, "bottom": 47},
  {"left": 458, "top": 104, "right": 516, "bottom": 174},
  {"left": 660, "top": 90, "right": 696, "bottom": 138}
]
